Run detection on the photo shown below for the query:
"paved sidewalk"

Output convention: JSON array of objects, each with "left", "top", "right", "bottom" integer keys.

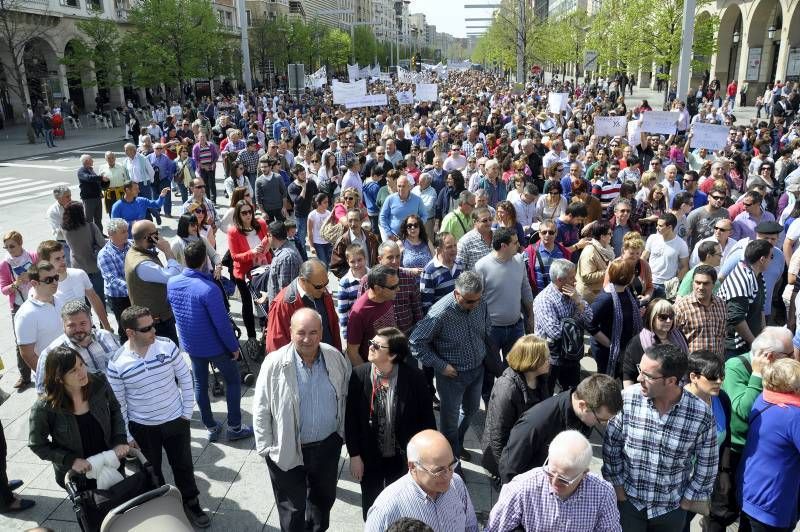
[{"left": 0, "top": 120, "right": 126, "bottom": 162}]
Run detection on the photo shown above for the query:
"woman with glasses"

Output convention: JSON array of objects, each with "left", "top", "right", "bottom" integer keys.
[
  {"left": 223, "top": 161, "right": 253, "bottom": 200},
  {"left": 576, "top": 220, "right": 615, "bottom": 304},
  {"left": 219, "top": 186, "right": 254, "bottom": 234},
  {"left": 398, "top": 215, "right": 434, "bottom": 269},
  {"left": 171, "top": 214, "right": 220, "bottom": 271},
  {"left": 0, "top": 231, "right": 37, "bottom": 390},
  {"left": 481, "top": 335, "right": 550, "bottom": 481},
  {"left": 536, "top": 181, "right": 567, "bottom": 221},
  {"left": 227, "top": 199, "right": 270, "bottom": 341},
  {"left": 636, "top": 183, "right": 668, "bottom": 237},
  {"left": 174, "top": 145, "right": 196, "bottom": 204},
  {"left": 331, "top": 187, "right": 365, "bottom": 224},
  {"left": 621, "top": 298, "right": 689, "bottom": 388},
  {"left": 345, "top": 327, "right": 435, "bottom": 520},
  {"left": 681, "top": 350, "right": 733, "bottom": 532}
]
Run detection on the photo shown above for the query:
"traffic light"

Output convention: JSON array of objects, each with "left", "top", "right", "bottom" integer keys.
[{"left": 411, "top": 54, "right": 417, "bottom": 71}]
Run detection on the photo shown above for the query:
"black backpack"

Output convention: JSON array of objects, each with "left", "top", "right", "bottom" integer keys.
[{"left": 548, "top": 317, "right": 585, "bottom": 362}]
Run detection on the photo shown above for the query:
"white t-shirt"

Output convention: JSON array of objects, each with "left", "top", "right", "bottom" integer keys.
[
  {"left": 56, "top": 268, "right": 92, "bottom": 304},
  {"left": 786, "top": 218, "right": 800, "bottom": 256},
  {"left": 308, "top": 209, "right": 332, "bottom": 245},
  {"left": 645, "top": 233, "right": 689, "bottom": 284},
  {"left": 14, "top": 296, "right": 64, "bottom": 355}
]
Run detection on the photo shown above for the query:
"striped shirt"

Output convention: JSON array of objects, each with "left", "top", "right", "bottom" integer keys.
[
  {"left": 486, "top": 469, "right": 621, "bottom": 532},
  {"left": 673, "top": 293, "right": 727, "bottom": 356},
  {"left": 419, "top": 257, "right": 463, "bottom": 312},
  {"left": 365, "top": 473, "right": 478, "bottom": 532},
  {"left": 592, "top": 179, "right": 622, "bottom": 209},
  {"left": 293, "top": 347, "right": 338, "bottom": 444},
  {"left": 335, "top": 270, "right": 363, "bottom": 351},
  {"left": 107, "top": 337, "right": 194, "bottom": 439},
  {"left": 602, "top": 385, "right": 718, "bottom": 519},
  {"left": 717, "top": 262, "right": 764, "bottom": 350}
]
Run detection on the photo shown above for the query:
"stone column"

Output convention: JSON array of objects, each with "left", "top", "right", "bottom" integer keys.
[{"left": 775, "top": 26, "right": 790, "bottom": 81}]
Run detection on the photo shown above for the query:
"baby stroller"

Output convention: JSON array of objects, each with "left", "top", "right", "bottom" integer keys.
[{"left": 65, "top": 448, "right": 192, "bottom": 532}]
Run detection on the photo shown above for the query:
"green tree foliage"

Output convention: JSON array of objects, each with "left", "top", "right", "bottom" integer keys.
[
  {"left": 62, "top": 14, "right": 122, "bottom": 90},
  {"left": 320, "top": 28, "right": 351, "bottom": 70},
  {"left": 353, "top": 25, "right": 376, "bottom": 66}
]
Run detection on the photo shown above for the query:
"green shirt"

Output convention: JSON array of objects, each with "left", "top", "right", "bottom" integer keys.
[
  {"left": 721, "top": 353, "right": 762, "bottom": 451},
  {"left": 440, "top": 209, "right": 472, "bottom": 241},
  {"left": 677, "top": 266, "right": 721, "bottom": 297}
]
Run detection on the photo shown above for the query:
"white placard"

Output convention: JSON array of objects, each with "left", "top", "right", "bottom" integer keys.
[
  {"left": 641, "top": 111, "right": 679, "bottom": 134},
  {"left": 396, "top": 91, "right": 414, "bottom": 105},
  {"left": 690, "top": 123, "right": 730, "bottom": 151},
  {"left": 627, "top": 120, "right": 642, "bottom": 147},
  {"left": 344, "top": 94, "right": 389, "bottom": 109},
  {"left": 332, "top": 79, "right": 367, "bottom": 104},
  {"left": 415, "top": 83, "right": 438, "bottom": 102},
  {"left": 347, "top": 64, "right": 360, "bottom": 82},
  {"left": 548, "top": 93, "right": 569, "bottom": 114},
  {"left": 595, "top": 116, "right": 627, "bottom": 137}
]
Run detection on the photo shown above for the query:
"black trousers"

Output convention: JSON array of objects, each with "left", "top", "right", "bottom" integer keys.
[
  {"left": 154, "top": 316, "right": 179, "bottom": 347},
  {"left": 199, "top": 168, "right": 216, "bottom": 202},
  {"left": 234, "top": 276, "right": 257, "bottom": 338},
  {"left": 266, "top": 432, "right": 342, "bottom": 532},
  {"left": 547, "top": 361, "right": 580, "bottom": 395},
  {"left": 108, "top": 296, "right": 131, "bottom": 344},
  {"left": 129, "top": 417, "right": 198, "bottom": 502},
  {"left": 0, "top": 422, "right": 14, "bottom": 510},
  {"left": 739, "top": 513, "right": 792, "bottom": 532},
  {"left": 359, "top": 454, "right": 406, "bottom": 521}
]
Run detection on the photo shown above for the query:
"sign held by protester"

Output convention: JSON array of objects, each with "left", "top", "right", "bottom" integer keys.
[
  {"left": 548, "top": 93, "right": 569, "bottom": 114},
  {"left": 627, "top": 120, "right": 642, "bottom": 147},
  {"left": 415, "top": 83, "right": 438, "bottom": 102},
  {"left": 344, "top": 94, "right": 388, "bottom": 109},
  {"left": 595, "top": 116, "right": 627, "bottom": 137},
  {"left": 641, "top": 111, "right": 679, "bottom": 134},
  {"left": 690, "top": 123, "right": 730, "bottom": 151},
  {"left": 332, "top": 79, "right": 367, "bottom": 104},
  {"left": 396, "top": 91, "right": 414, "bottom": 105}
]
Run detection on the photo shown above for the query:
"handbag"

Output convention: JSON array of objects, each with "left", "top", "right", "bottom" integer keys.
[{"left": 321, "top": 213, "right": 345, "bottom": 245}]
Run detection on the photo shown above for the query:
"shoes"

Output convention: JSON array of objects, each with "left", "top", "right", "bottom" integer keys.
[
  {"left": 226, "top": 424, "right": 254, "bottom": 441},
  {"left": 207, "top": 422, "right": 222, "bottom": 443},
  {"left": 459, "top": 448, "right": 472, "bottom": 462},
  {"left": 8, "top": 480, "right": 22, "bottom": 491},
  {"left": 2, "top": 496, "right": 35, "bottom": 513},
  {"left": 13, "top": 378, "right": 31, "bottom": 390},
  {"left": 432, "top": 394, "right": 440, "bottom": 411},
  {"left": 183, "top": 499, "right": 210, "bottom": 528}
]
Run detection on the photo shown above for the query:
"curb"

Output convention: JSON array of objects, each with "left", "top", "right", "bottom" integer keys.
[{"left": 0, "top": 136, "right": 126, "bottom": 163}]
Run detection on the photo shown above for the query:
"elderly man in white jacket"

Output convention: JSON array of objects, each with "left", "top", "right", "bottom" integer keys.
[{"left": 253, "top": 307, "right": 350, "bottom": 532}]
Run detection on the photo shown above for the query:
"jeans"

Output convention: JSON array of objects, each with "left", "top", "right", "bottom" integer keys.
[
  {"left": 294, "top": 215, "right": 308, "bottom": 248},
  {"left": 158, "top": 178, "right": 172, "bottom": 216},
  {"left": 313, "top": 243, "right": 332, "bottom": 265},
  {"left": 652, "top": 284, "right": 666, "bottom": 300},
  {"left": 618, "top": 499, "right": 686, "bottom": 532},
  {"left": 83, "top": 197, "right": 103, "bottom": 233},
  {"left": 44, "top": 128, "right": 55, "bottom": 147},
  {"left": 177, "top": 181, "right": 188, "bottom": 204},
  {"left": 266, "top": 433, "right": 342, "bottom": 532},
  {"left": 138, "top": 182, "right": 161, "bottom": 223},
  {"left": 61, "top": 240, "right": 72, "bottom": 267},
  {"left": 484, "top": 319, "right": 524, "bottom": 402},
  {"left": 739, "top": 512, "right": 792, "bottom": 532},
  {"left": 190, "top": 354, "right": 242, "bottom": 430},
  {"left": 436, "top": 365, "right": 484, "bottom": 457},
  {"left": 129, "top": 417, "right": 199, "bottom": 502},
  {"left": 87, "top": 271, "right": 105, "bottom": 306}
]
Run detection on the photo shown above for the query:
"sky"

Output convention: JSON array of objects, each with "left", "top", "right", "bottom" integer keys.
[{"left": 407, "top": 0, "right": 496, "bottom": 39}]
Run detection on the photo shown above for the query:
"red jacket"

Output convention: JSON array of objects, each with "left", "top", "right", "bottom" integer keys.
[
  {"left": 227, "top": 218, "right": 270, "bottom": 279},
  {"left": 266, "top": 279, "right": 342, "bottom": 353}
]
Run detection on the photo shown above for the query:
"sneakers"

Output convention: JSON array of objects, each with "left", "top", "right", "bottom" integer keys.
[
  {"left": 183, "top": 498, "right": 210, "bottom": 528},
  {"left": 226, "top": 424, "right": 254, "bottom": 441},
  {"left": 207, "top": 422, "right": 222, "bottom": 443}
]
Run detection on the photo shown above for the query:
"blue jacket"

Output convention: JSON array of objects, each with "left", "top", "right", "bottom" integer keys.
[
  {"left": 110, "top": 196, "right": 164, "bottom": 236},
  {"left": 167, "top": 268, "right": 239, "bottom": 358}
]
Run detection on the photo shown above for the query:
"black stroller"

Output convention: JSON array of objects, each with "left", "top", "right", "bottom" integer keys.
[{"left": 65, "top": 448, "right": 192, "bottom": 532}]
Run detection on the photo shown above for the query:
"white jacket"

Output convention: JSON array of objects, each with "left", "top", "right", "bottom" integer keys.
[{"left": 252, "top": 342, "right": 350, "bottom": 471}]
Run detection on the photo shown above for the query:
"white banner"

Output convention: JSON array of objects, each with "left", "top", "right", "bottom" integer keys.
[
  {"left": 690, "top": 123, "right": 730, "bottom": 151},
  {"left": 415, "top": 83, "right": 438, "bottom": 102},
  {"left": 380, "top": 72, "right": 393, "bottom": 84},
  {"left": 397, "top": 66, "right": 431, "bottom": 84},
  {"left": 548, "top": 93, "right": 569, "bottom": 114},
  {"left": 344, "top": 93, "right": 389, "bottom": 109},
  {"left": 304, "top": 66, "right": 326, "bottom": 89},
  {"left": 594, "top": 116, "right": 627, "bottom": 137},
  {"left": 641, "top": 111, "right": 679, "bottom": 134},
  {"left": 347, "top": 64, "right": 360, "bottom": 82},
  {"left": 448, "top": 60, "right": 471, "bottom": 71},
  {"left": 627, "top": 120, "right": 642, "bottom": 147},
  {"left": 396, "top": 91, "right": 414, "bottom": 105},
  {"left": 332, "top": 79, "right": 367, "bottom": 104}
]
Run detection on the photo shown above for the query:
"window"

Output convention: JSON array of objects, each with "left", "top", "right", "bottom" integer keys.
[
  {"left": 60, "top": 0, "right": 79, "bottom": 7},
  {"left": 246, "top": 9, "right": 251, "bottom": 26},
  {"left": 88, "top": 0, "right": 103, "bottom": 11}
]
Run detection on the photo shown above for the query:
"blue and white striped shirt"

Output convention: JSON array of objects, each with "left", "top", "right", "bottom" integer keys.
[
  {"left": 293, "top": 347, "right": 338, "bottom": 444},
  {"left": 419, "top": 257, "right": 463, "bottom": 312},
  {"left": 365, "top": 473, "right": 478, "bottom": 532},
  {"left": 107, "top": 337, "right": 194, "bottom": 440},
  {"left": 335, "top": 269, "right": 364, "bottom": 346}
]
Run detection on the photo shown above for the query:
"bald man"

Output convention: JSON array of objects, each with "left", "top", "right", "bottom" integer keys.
[
  {"left": 486, "top": 430, "right": 621, "bottom": 531},
  {"left": 365, "top": 430, "right": 478, "bottom": 532},
  {"left": 253, "top": 308, "right": 351, "bottom": 532}
]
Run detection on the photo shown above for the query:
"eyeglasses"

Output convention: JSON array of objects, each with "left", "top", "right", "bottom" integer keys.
[
  {"left": 414, "top": 459, "right": 460, "bottom": 478},
  {"left": 657, "top": 313, "right": 674, "bottom": 321},
  {"left": 710, "top": 195, "right": 725, "bottom": 201},
  {"left": 368, "top": 339, "right": 389, "bottom": 350},
  {"left": 133, "top": 324, "right": 155, "bottom": 333},
  {"left": 542, "top": 457, "right": 584, "bottom": 487},
  {"left": 39, "top": 275, "right": 59, "bottom": 284},
  {"left": 304, "top": 279, "right": 328, "bottom": 290},
  {"left": 590, "top": 407, "right": 613, "bottom": 426},
  {"left": 743, "top": 202, "right": 754, "bottom": 207},
  {"left": 406, "top": 223, "right": 419, "bottom": 229},
  {"left": 637, "top": 363, "right": 667, "bottom": 382},
  {"left": 714, "top": 226, "right": 731, "bottom": 232},
  {"left": 540, "top": 230, "right": 555, "bottom": 235},
  {"left": 147, "top": 231, "right": 160, "bottom": 238},
  {"left": 380, "top": 283, "right": 400, "bottom": 291},
  {"left": 193, "top": 184, "right": 206, "bottom": 189},
  {"left": 477, "top": 217, "right": 492, "bottom": 223},
  {"left": 700, "top": 372, "right": 725, "bottom": 381},
  {"left": 344, "top": 196, "right": 356, "bottom": 201},
  {"left": 240, "top": 209, "right": 253, "bottom": 215}
]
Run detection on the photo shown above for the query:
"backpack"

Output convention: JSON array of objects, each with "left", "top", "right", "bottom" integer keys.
[{"left": 548, "top": 317, "right": 585, "bottom": 363}]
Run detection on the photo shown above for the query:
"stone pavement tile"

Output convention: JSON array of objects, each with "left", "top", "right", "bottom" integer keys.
[
  {"left": 208, "top": 507, "right": 267, "bottom": 532},
  {"left": 10, "top": 445, "right": 48, "bottom": 465},
  {"left": 218, "top": 460, "right": 274, "bottom": 515},
  {"left": 194, "top": 459, "right": 244, "bottom": 514},
  {"left": 0, "top": 389, "right": 40, "bottom": 423},
  {"left": 3, "top": 438, "right": 28, "bottom": 461},
  {"left": 2, "top": 414, "right": 35, "bottom": 442},
  {"left": 40, "top": 519, "right": 83, "bottom": 531},
  {"left": 7, "top": 462, "right": 50, "bottom": 491},
  {"left": 46, "top": 494, "right": 79, "bottom": 522},
  {"left": 0, "top": 487, "right": 66, "bottom": 529},
  {"left": 194, "top": 440, "right": 253, "bottom": 467}
]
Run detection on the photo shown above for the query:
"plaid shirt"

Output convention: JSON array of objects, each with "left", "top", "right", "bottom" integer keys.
[
  {"left": 674, "top": 293, "right": 727, "bottom": 356},
  {"left": 358, "top": 269, "right": 422, "bottom": 334},
  {"left": 267, "top": 243, "right": 302, "bottom": 305},
  {"left": 97, "top": 240, "right": 131, "bottom": 297},
  {"left": 486, "top": 469, "right": 621, "bottom": 532},
  {"left": 456, "top": 229, "right": 492, "bottom": 272},
  {"left": 335, "top": 149, "right": 356, "bottom": 170},
  {"left": 236, "top": 148, "right": 261, "bottom": 176},
  {"left": 532, "top": 283, "right": 593, "bottom": 364},
  {"left": 602, "top": 385, "right": 719, "bottom": 518}
]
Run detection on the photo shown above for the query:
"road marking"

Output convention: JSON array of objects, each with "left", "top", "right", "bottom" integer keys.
[
  {"left": 0, "top": 182, "right": 64, "bottom": 199},
  {"left": 0, "top": 183, "right": 75, "bottom": 207},
  {"left": 0, "top": 162, "right": 72, "bottom": 171}
]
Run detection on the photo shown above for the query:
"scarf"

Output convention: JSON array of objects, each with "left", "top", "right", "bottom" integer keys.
[
  {"left": 590, "top": 239, "right": 615, "bottom": 264},
  {"left": 608, "top": 287, "right": 643, "bottom": 376},
  {"left": 639, "top": 327, "right": 689, "bottom": 353},
  {"left": 763, "top": 389, "right": 800, "bottom": 407}
]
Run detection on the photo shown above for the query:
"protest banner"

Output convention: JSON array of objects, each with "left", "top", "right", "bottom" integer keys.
[
  {"left": 415, "top": 83, "right": 438, "bottom": 102},
  {"left": 332, "top": 79, "right": 367, "bottom": 104},
  {"left": 595, "top": 116, "right": 627, "bottom": 137},
  {"left": 627, "top": 120, "right": 642, "bottom": 147},
  {"left": 344, "top": 94, "right": 389, "bottom": 109},
  {"left": 641, "top": 111, "right": 679, "bottom": 134},
  {"left": 548, "top": 93, "right": 569, "bottom": 114},
  {"left": 690, "top": 123, "right": 730, "bottom": 150},
  {"left": 396, "top": 91, "right": 414, "bottom": 105}
]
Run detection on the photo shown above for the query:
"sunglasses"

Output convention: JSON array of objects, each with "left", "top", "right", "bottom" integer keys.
[
  {"left": 656, "top": 313, "right": 674, "bottom": 321},
  {"left": 381, "top": 283, "right": 400, "bottom": 291},
  {"left": 307, "top": 280, "right": 328, "bottom": 290},
  {"left": 240, "top": 210, "right": 253, "bottom": 215},
  {"left": 133, "top": 324, "right": 155, "bottom": 333},
  {"left": 194, "top": 184, "right": 206, "bottom": 189},
  {"left": 39, "top": 275, "right": 59, "bottom": 284},
  {"left": 710, "top": 195, "right": 725, "bottom": 201},
  {"left": 345, "top": 196, "right": 356, "bottom": 201},
  {"left": 714, "top": 226, "right": 730, "bottom": 231},
  {"left": 743, "top": 202, "right": 754, "bottom": 207},
  {"left": 368, "top": 339, "right": 389, "bottom": 350},
  {"left": 406, "top": 223, "right": 419, "bottom": 229}
]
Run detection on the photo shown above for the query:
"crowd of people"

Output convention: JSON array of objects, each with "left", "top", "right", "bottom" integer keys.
[{"left": 1, "top": 68, "right": 800, "bottom": 532}]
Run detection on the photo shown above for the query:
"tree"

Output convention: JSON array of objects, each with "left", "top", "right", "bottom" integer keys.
[
  {"left": 353, "top": 25, "right": 376, "bottom": 66},
  {"left": 249, "top": 16, "right": 289, "bottom": 84},
  {"left": 320, "top": 28, "right": 350, "bottom": 71},
  {"left": 470, "top": 0, "right": 539, "bottom": 78},
  {"left": 61, "top": 14, "right": 123, "bottom": 91},
  {"left": 0, "top": 0, "right": 57, "bottom": 141},
  {"left": 125, "top": 0, "right": 228, "bottom": 90}
]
